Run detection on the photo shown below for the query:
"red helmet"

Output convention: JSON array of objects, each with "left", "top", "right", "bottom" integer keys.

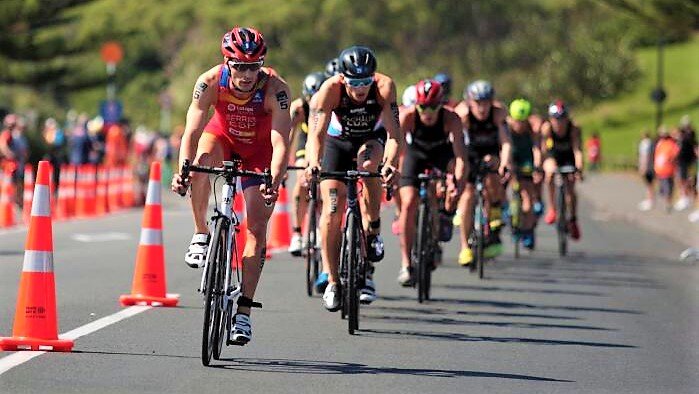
[
  {"left": 415, "top": 79, "right": 444, "bottom": 106},
  {"left": 221, "top": 27, "right": 267, "bottom": 62}
]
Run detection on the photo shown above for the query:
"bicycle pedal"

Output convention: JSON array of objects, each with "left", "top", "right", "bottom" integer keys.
[{"left": 227, "top": 339, "right": 248, "bottom": 346}]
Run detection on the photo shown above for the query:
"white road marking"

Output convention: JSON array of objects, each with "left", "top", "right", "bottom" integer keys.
[
  {"left": 0, "top": 306, "right": 151, "bottom": 376},
  {"left": 71, "top": 232, "right": 132, "bottom": 242}
]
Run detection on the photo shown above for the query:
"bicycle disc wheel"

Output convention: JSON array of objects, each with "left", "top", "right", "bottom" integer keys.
[
  {"left": 202, "top": 219, "right": 226, "bottom": 366},
  {"left": 556, "top": 185, "right": 567, "bottom": 257},
  {"left": 416, "top": 202, "right": 429, "bottom": 303},
  {"left": 347, "top": 217, "right": 359, "bottom": 334}
]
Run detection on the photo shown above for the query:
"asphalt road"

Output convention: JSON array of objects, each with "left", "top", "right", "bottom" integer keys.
[{"left": 1, "top": 190, "right": 697, "bottom": 393}]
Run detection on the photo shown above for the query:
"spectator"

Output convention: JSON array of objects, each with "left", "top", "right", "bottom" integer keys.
[
  {"left": 0, "top": 114, "right": 19, "bottom": 169},
  {"left": 42, "top": 117, "right": 67, "bottom": 186},
  {"left": 675, "top": 115, "right": 697, "bottom": 211},
  {"left": 11, "top": 116, "right": 29, "bottom": 173},
  {"left": 637, "top": 130, "right": 655, "bottom": 211},
  {"left": 68, "top": 113, "right": 94, "bottom": 165},
  {"left": 86, "top": 116, "right": 105, "bottom": 164},
  {"left": 586, "top": 131, "right": 601, "bottom": 171},
  {"left": 653, "top": 127, "right": 680, "bottom": 213}
]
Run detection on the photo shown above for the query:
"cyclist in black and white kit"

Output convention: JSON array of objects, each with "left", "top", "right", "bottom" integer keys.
[
  {"left": 453, "top": 80, "right": 511, "bottom": 266},
  {"left": 397, "top": 79, "right": 467, "bottom": 285},
  {"left": 288, "top": 72, "right": 326, "bottom": 256},
  {"left": 305, "top": 45, "right": 401, "bottom": 311}
]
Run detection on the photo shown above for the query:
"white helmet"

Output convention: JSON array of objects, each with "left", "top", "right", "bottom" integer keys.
[{"left": 402, "top": 85, "right": 417, "bottom": 107}]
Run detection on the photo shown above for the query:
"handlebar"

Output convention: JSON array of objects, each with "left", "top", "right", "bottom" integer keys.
[{"left": 178, "top": 159, "right": 273, "bottom": 206}]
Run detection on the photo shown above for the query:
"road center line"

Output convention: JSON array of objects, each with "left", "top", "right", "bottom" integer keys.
[{"left": 0, "top": 305, "right": 151, "bottom": 376}]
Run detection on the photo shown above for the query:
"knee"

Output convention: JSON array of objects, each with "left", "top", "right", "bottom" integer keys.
[{"left": 246, "top": 222, "right": 267, "bottom": 243}]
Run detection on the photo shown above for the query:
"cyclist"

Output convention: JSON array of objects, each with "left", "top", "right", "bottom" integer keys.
[
  {"left": 397, "top": 79, "right": 467, "bottom": 285},
  {"left": 541, "top": 100, "right": 583, "bottom": 240},
  {"left": 324, "top": 57, "right": 340, "bottom": 78},
  {"left": 506, "top": 99, "right": 542, "bottom": 249},
  {"left": 453, "top": 80, "right": 511, "bottom": 266},
  {"left": 171, "top": 27, "right": 291, "bottom": 344},
  {"left": 389, "top": 83, "right": 418, "bottom": 236},
  {"left": 288, "top": 72, "right": 327, "bottom": 256},
  {"left": 433, "top": 73, "right": 459, "bottom": 110},
  {"left": 305, "top": 45, "right": 401, "bottom": 311}
]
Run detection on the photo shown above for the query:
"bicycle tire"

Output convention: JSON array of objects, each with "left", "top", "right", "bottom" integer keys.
[
  {"left": 305, "top": 197, "right": 317, "bottom": 296},
  {"left": 557, "top": 183, "right": 567, "bottom": 257},
  {"left": 477, "top": 199, "right": 485, "bottom": 280},
  {"left": 347, "top": 216, "right": 360, "bottom": 334},
  {"left": 202, "top": 218, "right": 226, "bottom": 366},
  {"left": 416, "top": 202, "right": 429, "bottom": 303}
]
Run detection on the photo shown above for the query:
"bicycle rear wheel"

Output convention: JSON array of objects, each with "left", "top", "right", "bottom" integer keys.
[
  {"left": 556, "top": 184, "right": 567, "bottom": 257},
  {"left": 202, "top": 218, "right": 227, "bottom": 366},
  {"left": 416, "top": 202, "right": 430, "bottom": 303}
]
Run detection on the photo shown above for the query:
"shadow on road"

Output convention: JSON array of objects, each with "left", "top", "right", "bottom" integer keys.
[
  {"left": 433, "top": 283, "right": 607, "bottom": 297},
  {"left": 211, "top": 357, "right": 573, "bottom": 382},
  {"left": 370, "top": 305, "right": 584, "bottom": 320},
  {"left": 362, "top": 314, "right": 616, "bottom": 331},
  {"left": 360, "top": 328, "right": 636, "bottom": 348},
  {"left": 380, "top": 295, "right": 642, "bottom": 315}
]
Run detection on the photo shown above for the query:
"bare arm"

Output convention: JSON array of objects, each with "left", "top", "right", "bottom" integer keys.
[
  {"left": 305, "top": 82, "right": 336, "bottom": 171},
  {"left": 378, "top": 77, "right": 402, "bottom": 170},
  {"left": 287, "top": 99, "right": 305, "bottom": 163},
  {"left": 178, "top": 73, "right": 217, "bottom": 170},
  {"left": 571, "top": 125, "right": 584, "bottom": 170},
  {"left": 268, "top": 81, "right": 292, "bottom": 189},
  {"left": 447, "top": 111, "right": 468, "bottom": 188},
  {"left": 496, "top": 110, "right": 512, "bottom": 172}
]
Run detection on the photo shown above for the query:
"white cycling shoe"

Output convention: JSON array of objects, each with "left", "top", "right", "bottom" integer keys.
[{"left": 185, "top": 233, "right": 209, "bottom": 268}]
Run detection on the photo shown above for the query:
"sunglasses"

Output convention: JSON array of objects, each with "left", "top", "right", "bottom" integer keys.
[
  {"left": 416, "top": 104, "right": 442, "bottom": 113},
  {"left": 344, "top": 76, "right": 374, "bottom": 88},
  {"left": 228, "top": 60, "right": 264, "bottom": 72}
]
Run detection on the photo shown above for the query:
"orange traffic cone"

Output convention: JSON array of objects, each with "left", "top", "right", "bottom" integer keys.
[
  {"left": 0, "top": 163, "right": 17, "bottom": 228},
  {"left": 65, "top": 165, "right": 76, "bottom": 217},
  {"left": 22, "top": 164, "right": 34, "bottom": 225},
  {"left": 0, "top": 161, "right": 74, "bottom": 352},
  {"left": 108, "top": 166, "right": 123, "bottom": 211},
  {"left": 120, "top": 161, "right": 179, "bottom": 307},
  {"left": 121, "top": 165, "right": 135, "bottom": 208},
  {"left": 95, "top": 165, "right": 109, "bottom": 216},
  {"left": 55, "top": 165, "right": 71, "bottom": 220},
  {"left": 267, "top": 185, "right": 291, "bottom": 252}
]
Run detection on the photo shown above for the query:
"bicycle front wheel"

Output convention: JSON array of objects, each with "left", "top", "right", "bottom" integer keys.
[
  {"left": 346, "top": 216, "right": 360, "bottom": 334},
  {"left": 416, "top": 202, "right": 430, "bottom": 303},
  {"left": 305, "top": 197, "right": 318, "bottom": 296},
  {"left": 202, "top": 218, "right": 228, "bottom": 366},
  {"left": 556, "top": 184, "right": 567, "bottom": 257}
]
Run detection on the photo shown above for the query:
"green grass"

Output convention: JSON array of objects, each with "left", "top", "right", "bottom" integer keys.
[{"left": 577, "top": 34, "right": 699, "bottom": 168}]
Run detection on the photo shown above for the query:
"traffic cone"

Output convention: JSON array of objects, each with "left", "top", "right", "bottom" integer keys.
[
  {"left": 22, "top": 164, "right": 34, "bottom": 225},
  {"left": 0, "top": 161, "right": 74, "bottom": 352},
  {"left": 108, "top": 166, "right": 123, "bottom": 211},
  {"left": 64, "top": 165, "right": 76, "bottom": 217},
  {"left": 120, "top": 161, "right": 179, "bottom": 307},
  {"left": 122, "top": 165, "right": 135, "bottom": 208},
  {"left": 0, "top": 163, "right": 17, "bottom": 228},
  {"left": 267, "top": 185, "right": 291, "bottom": 252},
  {"left": 95, "top": 165, "right": 109, "bottom": 216},
  {"left": 55, "top": 165, "right": 71, "bottom": 220}
]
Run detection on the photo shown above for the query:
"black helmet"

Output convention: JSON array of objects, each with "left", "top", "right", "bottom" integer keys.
[
  {"left": 433, "top": 73, "right": 452, "bottom": 97},
  {"left": 324, "top": 58, "right": 340, "bottom": 78},
  {"left": 338, "top": 46, "right": 377, "bottom": 78},
  {"left": 302, "top": 72, "right": 326, "bottom": 98}
]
